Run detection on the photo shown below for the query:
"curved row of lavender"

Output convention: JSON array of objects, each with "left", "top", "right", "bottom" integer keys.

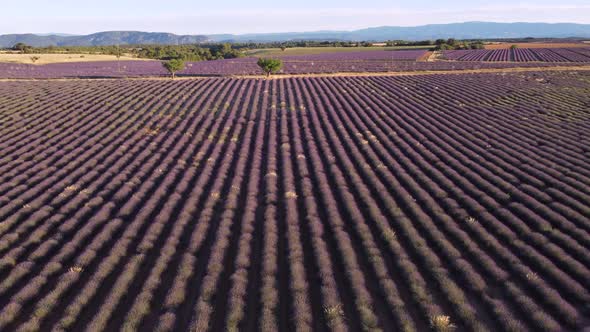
[
  {"left": 0, "top": 49, "right": 586, "bottom": 79},
  {"left": 443, "top": 48, "right": 590, "bottom": 62}
]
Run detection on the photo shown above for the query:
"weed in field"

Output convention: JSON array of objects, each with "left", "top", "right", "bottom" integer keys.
[
  {"left": 143, "top": 127, "right": 160, "bottom": 136},
  {"left": 430, "top": 315, "right": 456, "bottom": 332},
  {"left": 65, "top": 185, "right": 79, "bottom": 192},
  {"left": 324, "top": 304, "right": 344, "bottom": 322},
  {"left": 69, "top": 266, "right": 83, "bottom": 273},
  {"left": 383, "top": 228, "right": 397, "bottom": 243}
]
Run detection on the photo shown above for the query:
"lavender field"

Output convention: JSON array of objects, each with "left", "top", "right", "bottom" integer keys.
[
  {"left": 0, "top": 70, "right": 589, "bottom": 331},
  {"left": 0, "top": 58, "right": 585, "bottom": 79},
  {"left": 443, "top": 48, "right": 590, "bottom": 62},
  {"left": 0, "top": 50, "right": 428, "bottom": 79}
]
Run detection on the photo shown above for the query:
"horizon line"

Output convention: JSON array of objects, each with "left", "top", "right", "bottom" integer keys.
[{"left": 4, "top": 21, "right": 590, "bottom": 37}]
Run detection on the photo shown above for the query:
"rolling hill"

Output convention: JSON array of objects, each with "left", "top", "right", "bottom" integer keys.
[{"left": 1, "top": 22, "right": 590, "bottom": 47}]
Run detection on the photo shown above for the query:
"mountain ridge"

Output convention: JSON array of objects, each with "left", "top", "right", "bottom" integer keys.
[{"left": 2, "top": 22, "right": 590, "bottom": 47}]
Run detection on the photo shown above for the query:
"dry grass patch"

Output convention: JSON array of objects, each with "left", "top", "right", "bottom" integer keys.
[{"left": 0, "top": 53, "right": 146, "bottom": 64}]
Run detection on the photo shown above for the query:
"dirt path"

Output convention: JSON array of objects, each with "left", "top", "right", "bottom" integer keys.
[
  {"left": 427, "top": 51, "right": 440, "bottom": 62},
  {"left": 1, "top": 65, "right": 590, "bottom": 82}
]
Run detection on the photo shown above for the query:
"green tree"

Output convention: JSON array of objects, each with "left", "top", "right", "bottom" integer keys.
[
  {"left": 257, "top": 58, "right": 283, "bottom": 77},
  {"left": 435, "top": 43, "right": 454, "bottom": 51},
  {"left": 13, "top": 43, "right": 31, "bottom": 53},
  {"left": 470, "top": 42, "right": 485, "bottom": 49},
  {"left": 510, "top": 44, "right": 518, "bottom": 49},
  {"left": 162, "top": 59, "right": 185, "bottom": 79},
  {"left": 116, "top": 44, "right": 121, "bottom": 72},
  {"left": 435, "top": 39, "right": 446, "bottom": 46}
]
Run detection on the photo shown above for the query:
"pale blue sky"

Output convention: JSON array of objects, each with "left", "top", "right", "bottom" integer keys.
[{"left": 2, "top": 0, "right": 589, "bottom": 34}]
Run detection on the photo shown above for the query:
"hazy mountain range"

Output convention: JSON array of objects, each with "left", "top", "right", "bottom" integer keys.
[{"left": 1, "top": 22, "right": 590, "bottom": 47}]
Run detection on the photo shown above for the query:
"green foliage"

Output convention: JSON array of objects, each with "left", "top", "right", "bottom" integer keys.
[
  {"left": 470, "top": 42, "right": 485, "bottom": 49},
  {"left": 133, "top": 43, "right": 242, "bottom": 61},
  {"left": 388, "top": 40, "right": 434, "bottom": 47},
  {"left": 13, "top": 43, "right": 32, "bottom": 53},
  {"left": 446, "top": 38, "right": 457, "bottom": 46},
  {"left": 162, "top": 59, "right": 185, "bottom": 78},
  {"left": 211, "top": 43, "right": 242, "bottom": 59},
  {"left": 257, "top": 58, "right": 283, "bottom": 77},
  {"left": 137, "top": 45, "right": 212, "bottom": 61},
  {"left": 5, "top": 43, "right": 243, "bottom": 62},
  {"left": 510, "top": 44, "right": 518, "bottom": 49},
  {"left": 435, "top": 40, "right": 484, "bottom": 51},
  {"left": 437, "top": 44, "right": 454, "bottom": 50}
]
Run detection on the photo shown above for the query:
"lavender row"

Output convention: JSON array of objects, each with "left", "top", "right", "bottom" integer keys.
[{"left": 443, "top": 48, "right": 590, "bottom": 62}]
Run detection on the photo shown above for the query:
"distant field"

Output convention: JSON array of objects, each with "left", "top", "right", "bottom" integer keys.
[
  {"left": 246, "top": 45, "right": 430, "bottom": 57},
  {"left": 485, "top": 43, "right": 587, "bottom": 49},
  {"left": 0, "top": 53, "right": 144, "bottom": 64},
  {"left": 443, "top": 48, "right": 590, "bottom": 62}
]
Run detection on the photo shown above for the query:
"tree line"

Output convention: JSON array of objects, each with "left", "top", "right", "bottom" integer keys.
[
  {"left": 433, "top": 39, "right": 485, "bottom": 50},
  {"left": 8, "top": 39, "right": 486, "bottom": 59},
  {"left": 8, "top": 43, "right": 243, "bottom": 61}
]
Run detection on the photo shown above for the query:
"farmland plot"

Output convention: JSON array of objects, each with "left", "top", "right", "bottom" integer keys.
[
  {"left": 1, "top": 56, "right": 587, "bottom": 79},
  {"left": 443, "top": 48, "right": 590, "bottom": 62},
  {"left": 0, "top": 70, "right": 589, "bottom": 331}
]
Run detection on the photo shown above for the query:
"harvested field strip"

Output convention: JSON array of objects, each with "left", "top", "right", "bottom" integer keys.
[{"left": 0, "top": 71, "right": 589, "bottom": 331}]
